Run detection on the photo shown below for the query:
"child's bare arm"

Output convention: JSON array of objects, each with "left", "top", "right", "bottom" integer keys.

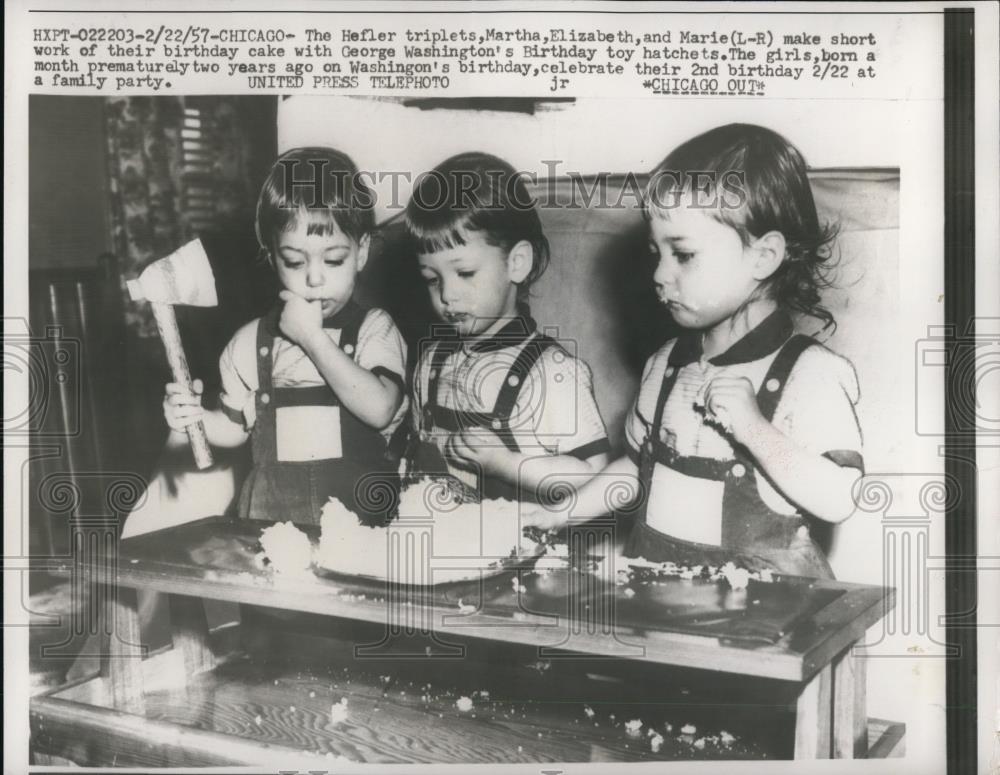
[
  {"left": 519, "top": 454, "right": 640, "bottom": 530},
  {"left": 163, "top": 380, "right": 249, "bottom": 448},
  {"left": 703, "top": 376, "right": 860, "bottom": 523},
  {"left": 449, "top": 431, "right": 609, "bottom": 498},
  {"left": 735, "top": 421, "right": 859, "bottom": 523},
  {"left": 280, "top": 292, "right": 404, "bottom": 430},
  {"left": 305, "top": 332, "right": 403, "bottom": 429},
  {"left": 447, "top": 429, "right": 637, "bottom": 527},
  {"left": 488, "top": 449, "right": 609, "bottom": 502}
]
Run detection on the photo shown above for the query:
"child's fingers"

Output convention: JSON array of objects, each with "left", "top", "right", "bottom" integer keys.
[
  {"left": 703, "top": 377, "right": 741, "bottom": 396},
  {"left": 168, "top": 411, "right": 205, "bottom": 430},
  {"left": 163, "top": 398, "right": 204, "bottom": 430},
  {"left": 444, "top": 433, "right": 463, "bottom": 460},
  {"left": 445, "top": 433, "right": 472, "bottom": 464},
  {"left": 705, "top": 376, "right": 755, "bottom": 395},
  {"left": 279, "top": 289, "right": 309, "bottom": 304},
  {"left": 703, "top": 378, "right": 750, "bottom": 404},
  {"left": 165, "top": 391, "right": 201, "bottom": 407},
  {"left": 171, "top": 405, "right": 205, "bottom": 422},
  {"left": 165, "top": 380, "right": 203, "bottom": 397}
]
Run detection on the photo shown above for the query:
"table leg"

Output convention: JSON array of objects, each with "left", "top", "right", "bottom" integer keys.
[
  {"left": 169, "top": 594, "right": 215, "bottom": 680},
  {"left": 99, "top": 584, "right": 145, "bottom": 714},
  {"left": 794, "top": 663, "right": 832, "bottom": 759},
  {"left": 832, "top": 645, "right": 868, "bottom": 758}
]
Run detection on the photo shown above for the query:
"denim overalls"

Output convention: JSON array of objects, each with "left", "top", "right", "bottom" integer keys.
[
  {"left": 410, "top": 318, "right": 556, "bottom": 503},
  {"left": 624, "top": 332, "right": 835, "bottom": 579},
  {"left": 237, "top": 302, "right": 399, "bottom": 525}
]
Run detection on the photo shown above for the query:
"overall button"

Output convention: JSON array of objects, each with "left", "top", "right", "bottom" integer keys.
[
  {"left": 429, "top": 369, "right": 438, "bottom": 380},
  {"left": 491, "top": 419, "right": 502, "bottom": 430},
  {"left": 731, "top": 462, "right": 746, "bottom": 478},
  {"left": 260, "top": 392, "right": 271, "bottom": 405},
  {"left": 259, "top": 345, "right": 269, "bottom": 357},
  {"left": 507, "top": 375, "right": 520, "bottom": 387},
  {"left": 664, "top": 366, "right": 675, "bottom": 378},
  {"left": 765, "top": 378, "right": 781, "bottom": 392},
  {"left": 343, "top": 343, "right": 355, "bottom": 355}
]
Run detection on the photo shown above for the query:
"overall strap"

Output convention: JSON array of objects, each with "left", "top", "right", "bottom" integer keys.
[
  {"left": 334, "top": 303, "right": 365, "bottom": 359},
  {"left": 252, "top": 307, "right": 282, "bottom": 463},
  {"left": 641, "top": 334, "right": 817, "bottom": 481},
  {"left": 255, "top": 306, "right": 281, "bottom": 393},
  {"left": 490, "top": 334, "right": 555, "bottom": 423},
  {"left": 649, "top": 362, "right": 681, "bottom": 443},
  {"left": 755, "top": 334, "right": 816, "bottom": 422},
  {"left": 267, "top": 306, "right": 368, "bottom": 410},
  {"left": 422, "top": 340, "right": 459, "bottom": 431},
  {"left": 635, "top": 360, "right": 682, "bottom": 521},
  {"left": 488, "top": 334, "right": 555, "bottom": 452}
]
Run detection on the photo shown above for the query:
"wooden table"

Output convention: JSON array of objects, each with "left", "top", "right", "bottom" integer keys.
[{"left": 30, "top": 516, "right": 897, "bottom": 765}]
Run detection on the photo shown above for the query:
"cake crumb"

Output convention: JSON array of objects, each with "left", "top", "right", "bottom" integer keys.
[{"left": 330, "top": 698, "right": 348, "bottom": 724}]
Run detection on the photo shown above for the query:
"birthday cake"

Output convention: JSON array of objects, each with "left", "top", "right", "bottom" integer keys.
[
  {"left": 311, "top": 478, "right": 539, "bottom": 583},
  {"left": 254, "top": 479, "right": 543, "bottom": 585}
]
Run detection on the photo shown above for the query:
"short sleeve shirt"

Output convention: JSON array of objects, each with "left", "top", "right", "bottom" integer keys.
[
  {"left": 218, "top": 306, "right": 409, "bottom": 443},
  {"left": 412, "top": 320, "right": 610, "bottom": 492},
  {"left": 625, "top": 310, "right": 863, "bottom": 545}
]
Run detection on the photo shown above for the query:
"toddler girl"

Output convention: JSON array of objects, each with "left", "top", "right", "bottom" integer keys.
[
  {"left": 164, "top": 147, "right": 408, "bottom": 525},
  {"left": 403, "top": 152, "right": 610, "bottom": 503},
  {"left": 526, "top": 124, "right": 863, "bottom": 578}
]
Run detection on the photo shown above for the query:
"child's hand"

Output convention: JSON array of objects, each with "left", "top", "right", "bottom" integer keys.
[
  {"left": 445, "top": 427, "right": 508, "bottom": 475},
  {"left": 163, "top": 379, "right": 204, "bottom": 432},
  {"left": 278, "top": 290, "right": 324, "bottom": 348},
  {"left": 519, "top": 503, "right": 563, "bottom": 532},
  {"left": 700, "top": 376, "right": 766, "bottom": 443}
]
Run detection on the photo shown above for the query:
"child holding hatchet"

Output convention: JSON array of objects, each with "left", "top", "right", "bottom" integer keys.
[{"left": 163, "top": 147, "right": 408, "bottom": 525}]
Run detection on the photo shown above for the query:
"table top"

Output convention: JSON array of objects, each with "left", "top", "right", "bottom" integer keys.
[{"left": 79, "top": 516, "right": 893, "bottom": 682}]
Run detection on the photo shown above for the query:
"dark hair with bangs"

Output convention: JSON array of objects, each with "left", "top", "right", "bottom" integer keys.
[
  {"left": 644, "top": 123, "right": 839, "bottom": 332},
  {"left": 255, "top": 147, "right": 375, "bottom": 259},
  {"left": 403, "top": 152, "right": 550, "bottom": 316}
]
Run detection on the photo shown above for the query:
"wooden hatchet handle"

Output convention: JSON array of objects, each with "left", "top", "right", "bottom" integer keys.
[{"left": 150, "top": 301, "right": 214, "bottom": 470}]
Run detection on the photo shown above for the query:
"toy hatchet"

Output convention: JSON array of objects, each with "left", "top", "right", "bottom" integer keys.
[{"left": 127, "top": 239, "right": 217, "bottom": 469}]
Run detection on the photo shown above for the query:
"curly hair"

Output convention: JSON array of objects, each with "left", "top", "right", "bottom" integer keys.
[{"left": 644, "top": 123, "right": 839, "bottom": 332}]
